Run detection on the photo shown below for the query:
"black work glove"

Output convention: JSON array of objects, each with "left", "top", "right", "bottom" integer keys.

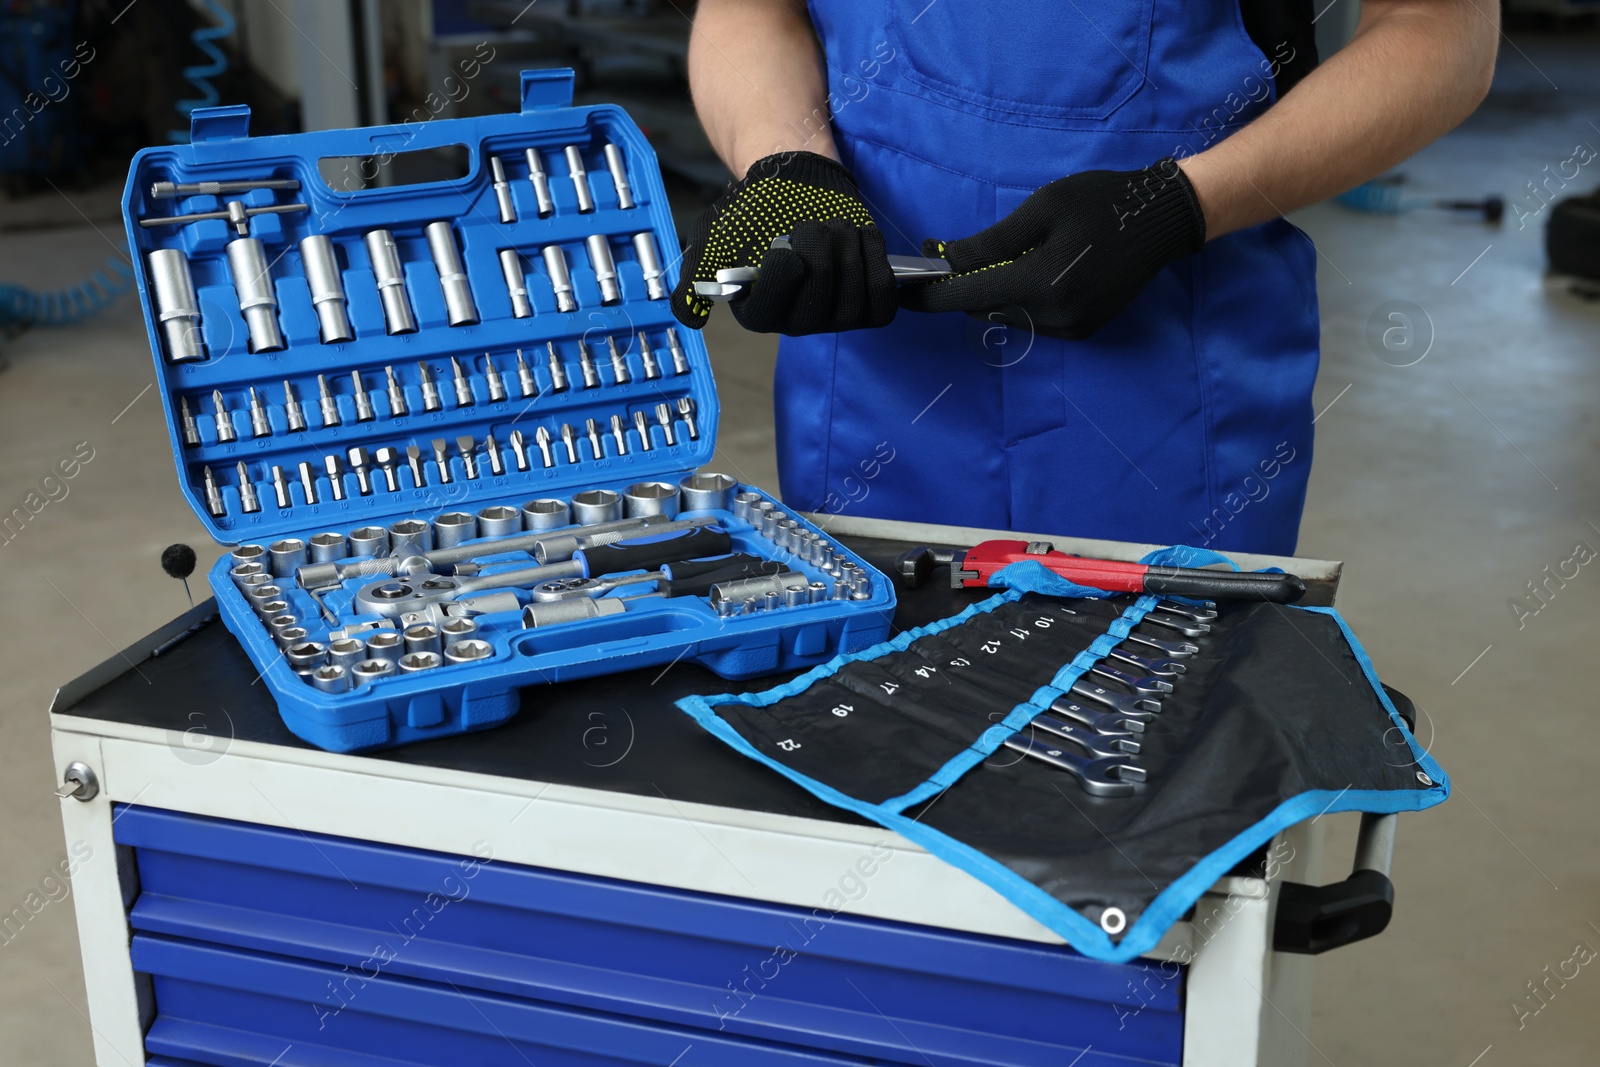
[
  {"left": 900, "top": 159, "right": 1206, "bottom": 340},
  {"left": 671, "top": 151, "right": 896, "bottom": 335}
]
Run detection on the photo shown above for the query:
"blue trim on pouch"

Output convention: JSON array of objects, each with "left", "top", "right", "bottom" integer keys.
[{"left": 677, "top": 548, "right": 1449, "bottom": 963}]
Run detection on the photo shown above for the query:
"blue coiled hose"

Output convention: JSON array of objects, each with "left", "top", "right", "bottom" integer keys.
[
  {"left": 0, "top": 254, "right": 135, "bottom": 330},
  {"left": 167, "top": 0, "right": 235, "bottom": 143}
]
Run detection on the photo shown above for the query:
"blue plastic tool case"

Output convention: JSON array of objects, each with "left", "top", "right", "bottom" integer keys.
[{"left": 124, "top": 70, "right": 895, "bottom": 754}]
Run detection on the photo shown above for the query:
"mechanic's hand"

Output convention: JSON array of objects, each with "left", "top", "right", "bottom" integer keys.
[
  {"left": 671, "top": 151, "right": 896, "bottom": 335},
  {"left": 900, "top": 159, "right": 1206, "bottom": 340}
]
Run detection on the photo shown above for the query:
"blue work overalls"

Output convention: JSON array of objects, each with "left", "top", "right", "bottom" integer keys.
[{"left": 775, "top": 3, "right": 1320, "bottom": 556}]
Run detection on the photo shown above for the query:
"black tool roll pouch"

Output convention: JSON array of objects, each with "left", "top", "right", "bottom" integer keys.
[{"left": 678, "top": 563, "right": 1447, "bottom": 962}]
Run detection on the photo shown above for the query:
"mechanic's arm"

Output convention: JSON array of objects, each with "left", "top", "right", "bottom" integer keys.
[
  {"left": 671, "top": 0, "right": 894, "bottom": 335},
  {"left": 1180, "top": 0, "right": 1500, "bottom": 237},
  {"left": 688, "top": 0, "right": 837, "bottom": 175}
]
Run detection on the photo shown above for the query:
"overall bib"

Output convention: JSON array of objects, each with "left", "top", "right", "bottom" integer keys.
[{"left": 776, "top": 2, "right": 1320, "bottom": 556}]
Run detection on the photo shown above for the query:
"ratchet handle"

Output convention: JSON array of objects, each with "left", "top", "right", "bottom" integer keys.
[
  {"left": 577, "top": 528, "right": 732, "bottom": 577},
  {"left": 660, "top": 557, "right": 780, "bottom": 598},
  {"left": 1143, "top": 566, "right": 1306, "bottom": 604}
]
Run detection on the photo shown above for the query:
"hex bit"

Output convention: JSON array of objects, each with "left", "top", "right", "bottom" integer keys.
[
  {"left": 347, "top": 447, "right": 372, "bottom": 495},
  {"left": 317, "top": 374, "right": 340, "bottom": 427},
  {"left": 283, "top": 380, "right": 307, "bottom": 432},
  {"left": 385, "top": 365, "right": 407, "bottom": 417},
  {"left": 351, "top": 370, "right": 375, "bottom": 422},
  {"left": 179, "top": 396, "right": 200, "bottom": 447},
  {"left": 546, "top": 341, "right": 569, "bottom": 392},
  {"left": 237, "top": 461, "right": 260, "bottom": 513},
  {"left": 606, "top": 334, "right": 630, "bottom": 384},
  {"left": 515, "top": 350, "right": 537, "bottom": 398},
  {"left": 212, "top": 390, "right": 236, "bottom": 443},
  {"left": 247, "top": 387, "right": 271, "bottom": 437},
  {"left": 432, "top": 438, "right": 452, "bottom": 483},
  {"left": 272, "top": 465, "right": 290, "bottom": 508},
  {"left": 298, "top": 461, "right": 318, "bottom": 505},
  {"left": 418, "top": 362, "right": 442, "bottom": 412},
  {"left": 323, "top": 455, "right": 346, "bottom": 501},
  {"left": 484, "top": 355, "right": 507, "bottom": 402}
]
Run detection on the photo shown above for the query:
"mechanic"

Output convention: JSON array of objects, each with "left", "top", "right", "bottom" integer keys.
[{"left": 671, "top": 1, "right": 1497, "bottom": 555}]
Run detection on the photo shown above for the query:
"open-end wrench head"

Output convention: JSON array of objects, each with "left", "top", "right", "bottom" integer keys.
[
  {"left": 1090, "top": 663, "right": 1176, "bottom": 697},
  {"left": 1071, "top": 678, "right": 1162, "bottom": 716},
  {"left": 1048, "top": 697, "right": 1151, "bottom": 735},
  {"left": 1002, "top": 734, "right": 1146, "bottom": 797}
]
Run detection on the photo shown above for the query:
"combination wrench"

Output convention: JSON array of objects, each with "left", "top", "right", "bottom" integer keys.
[
  {"left": 1002, "top": 733, "right": 1147, "bottom": 797},
  {"left": 1047, "top": 696, "right": 1155, "bottom": 736},
  {"left": 1025, "top": 714, "right": 1142, "bottom": 760}
]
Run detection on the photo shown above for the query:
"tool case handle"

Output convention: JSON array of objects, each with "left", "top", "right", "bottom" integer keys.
[{"left": 1272, "top": 685, "right": 1413, "bottom": 955}]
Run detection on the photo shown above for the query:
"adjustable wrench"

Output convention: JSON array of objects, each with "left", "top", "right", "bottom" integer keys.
[
  {"left": 1071, "top": 677, "right": 1161, "bottom": 717},
  {"left": 1002, "top": 733, "right": 1147, "bottom": 797},
  {"left": 1026, "top": 714, "right": 1142, "bottom": 759}
]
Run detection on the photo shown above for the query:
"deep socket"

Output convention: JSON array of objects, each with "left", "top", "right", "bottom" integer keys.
[
  {"left": 226, "top": 237, "right": 285, "bottom": 352},
  {"left": 425, "top": 221, "right": 478, "bottom": 326},
  {"left": 565, "top": 145, "right": 595, "bottom": 213},
  {"left": 604, "top": 143, "right": 635, "bottom": 209},
  {"left": 490, "top": 155, "right": 516, "bottom": 223},
  {"left": 499, "top": 249, "right": 532, "bottom": 318},
  {"left": 586, "top": 234, "right": 621, "bottom": 305},
  {"left": 633, "top": 232, "right": 667, "bottom": 300},
  {"left": 365, "top": 229, "right": 417, "bottom": 334},
  {"left": 147, "top": 249, "right": 205, "bottom": 362},
  {"left": 299, "top": 235, "right": 354, "bottom": 343},
  {"left": 525, "top": 147, "right": 554, "bottom": 217},
  {"left": 542, "top": 245, "right": 577, "bottom": 313}
]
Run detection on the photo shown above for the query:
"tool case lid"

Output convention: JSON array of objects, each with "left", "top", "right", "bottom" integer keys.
[{"left": 124, "top": 68, "right": 717, "bottom": 544}]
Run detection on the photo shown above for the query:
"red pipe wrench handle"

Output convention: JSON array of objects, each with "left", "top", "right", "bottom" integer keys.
[{"left": 954, "top": 540, "right": 1305, "bottom": 603}]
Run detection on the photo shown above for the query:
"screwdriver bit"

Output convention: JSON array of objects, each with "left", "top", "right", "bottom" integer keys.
[
  {"left": 418, "top": 361, "right": 442, "bottom": 412},
  {"left": 607, "top": 335, "right": 630, "bottom": 384},
  {"left": 373, "top": 447, "right": 400, "bottom": 491},
  {"left": 578, "top": 343, "right": 600, "bottom": 389},
  {"left": 633, "top": 409, "right": 654, "bottom": 452},
  {"left": 585, "top": 418, "right": 604, "bottom": 460},
  {"left": 351, "top": 370, "right": 375, "bottom": 422},
  {"left": 236, "top": 461, "right": 260, "bottom": 513},
  {"left": 450, "top": 357, "right": 474, "bottom": 407},
  {"left": 212, "top": 389, "right": 237, "bottom": 443},
  {"left": 509, "top": 429, "right": 530, "bottom": 471},
  {"left": 385, "top": 365, "right": 408, "bottom": 417},
  {"left": 534, "top": 426, "right": 554, "bottom": 468},
  {"left": 677, "top": 396, "right": 700, "bottom": 440},
  {"left": 248, "top": 387, "right": 271, "bottom": 437},
  {"left": 485, "top": 433, "right": 505, "bottom": 476},
  {"left": 639, "top": 331, "right": 660, "bottom": 379},
  {"left": 180, "top": 396, "right": 200, "bottom": 447},
  {"left": 272, "top": 465, "right": 290, "bottom": 508},
  {"left": 609, "top": 413, "right": 628, "bottom": 456},
  {"left": 406, "top": 445, "right": 425, "bottom": 488},
  {"left": 203, "top": 466, "right": 225, "bottom": 517},
  {"left": 656, "top": 402, "right": 677, "bottom": 446},
  {"left": 484, "top": 355, "right": 507, "bottom": 403},
  {"left": 546, "top": 341, "right": 569, "bottom": 392},
  {"left": 299, "top": 461, "right": 318, "bottom": 505},
  {"left": 283, "top": 380, "right": 307, "bottom": 432},
  {"left": 457, "top": 435, "right": 478, "bottom": 479},
  {"left": 324, "top": 455, "right": 346, "bottom": 501},
  {"left": 560, "top": 423, "right": 579, "bottom": 464},
  {"left": 668, "top": 330, "right": 689, "bottom": 375},
  {"left": 317, "top": 374, "right": 340, "bottom": 427},
  {"left": 347, "top": 447, "right": 372, "bottom": 495},
  {"left": 432, "top": 438, "right": 452, "bottom": 483},
  {"left": 516, "top": 349, "right": 537, "bottom": 398}
]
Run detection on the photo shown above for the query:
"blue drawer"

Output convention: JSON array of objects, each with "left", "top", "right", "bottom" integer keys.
[{"left": 117, "top": 805, "right": 1184, "bottom": 1065}]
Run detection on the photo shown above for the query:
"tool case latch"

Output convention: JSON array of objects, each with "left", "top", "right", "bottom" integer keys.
[
  {"left": 189, "top": 104, "right": 253, "bottom": 144},
  {"left": 521, "top": 69, "right": 576, "bottom": 114}
]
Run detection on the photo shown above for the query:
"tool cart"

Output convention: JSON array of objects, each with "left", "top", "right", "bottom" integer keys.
[{"left": 51, "top": 513, "right": 1405, "bottom": 1067}]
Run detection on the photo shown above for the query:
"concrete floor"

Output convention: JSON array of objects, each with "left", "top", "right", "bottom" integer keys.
[{"left": 3, "top": 32, "right": 1598, "bottom": 1067}]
